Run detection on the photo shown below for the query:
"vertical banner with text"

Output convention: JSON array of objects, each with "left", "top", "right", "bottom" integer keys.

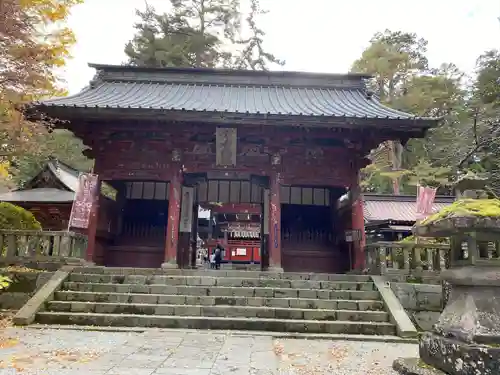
[
  {"left": 179, "top": 186, "right": 194, "bottom": 233},
  {"left": 68, "top": 173, "right": 99, "bottom": 229}
]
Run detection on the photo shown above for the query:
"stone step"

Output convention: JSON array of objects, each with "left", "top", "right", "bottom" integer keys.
[
  {"left": 54, "top": 291, "right": 385, "bottom": 310},
  {"left": 61, "top": 282, "right": 380, "bottom": 300},
  {"left": 47, "top": 301, "right": 390, "bottom": 322},
  {"left": 36, "top": 312, "right": 396, "bottom": 335},
  {"left": 66, "top": 274, "right": 375, "bottom": 290},
  {"left": 70, "top": 267, "right": 371, "bottom": 282}
]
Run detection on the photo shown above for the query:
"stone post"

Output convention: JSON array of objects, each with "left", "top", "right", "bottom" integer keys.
[
  {"left": 162, "top": 171, "right": 182, "bottom": 269},
  {"left": 268, "top": 173, "right": 283, "bottom": 272},
  {"left": 394, "top": 173, "right": 500, "bottom": 375}
]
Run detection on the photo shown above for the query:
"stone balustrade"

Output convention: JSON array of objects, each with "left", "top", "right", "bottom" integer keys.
[
  {"left": 365, "top": 241, "right": 450, "bottom": 280},
  {"left": 0, "top": 230, "right": 87, "bottom": 260}
]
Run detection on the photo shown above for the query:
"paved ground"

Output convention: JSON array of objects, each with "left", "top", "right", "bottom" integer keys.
[{"left": 0, "top": 327, "right": 418, "bottom": 374}]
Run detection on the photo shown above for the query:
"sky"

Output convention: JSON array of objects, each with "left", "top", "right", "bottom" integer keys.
[{"left": 63, "top": 0, "right": 500, "bottom": 94}]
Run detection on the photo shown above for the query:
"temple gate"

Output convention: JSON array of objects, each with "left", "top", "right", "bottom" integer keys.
[{"left": 32, "top": 64, "right": 438, "bottom": 273}]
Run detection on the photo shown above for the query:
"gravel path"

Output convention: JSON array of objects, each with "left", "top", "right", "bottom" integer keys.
[{"left": 0, "top": 327, "right": 418, "bottom": 374}]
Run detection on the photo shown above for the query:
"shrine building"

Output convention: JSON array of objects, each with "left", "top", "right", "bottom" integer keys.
[{"left": 31, "top": 64, "right": 438, "bottom": 273}]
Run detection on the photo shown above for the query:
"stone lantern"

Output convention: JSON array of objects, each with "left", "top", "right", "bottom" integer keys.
[{"left": 394, "top": 174, "right": 500, "bottom": 375}]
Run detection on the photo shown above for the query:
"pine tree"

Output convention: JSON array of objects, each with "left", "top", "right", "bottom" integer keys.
[
  {"left": 233, "top": 0, "right": 284, "bottom": 70},
  {"left": 124, "top": 0, "right": 283, "bottom": 70}
]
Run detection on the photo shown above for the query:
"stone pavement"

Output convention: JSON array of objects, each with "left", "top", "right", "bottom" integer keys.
[{"left": 0, "top": 327, "right": 418, "bottom": 374}]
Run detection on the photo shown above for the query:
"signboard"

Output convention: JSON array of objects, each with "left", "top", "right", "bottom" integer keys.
[
  {"left": 216, "top": 127, "right": 237, "bottom": 166},
  {"left": 416, "top": 185, "right": 437, "bottom": 220},
  {"left": 345, "top": 229, "right": 361, "bottom": 243},
  {"left": 68, "top": 173, "right": 99, "bottom": 229},
  {"left": 179, "top": 186, "right": 194, "bottom": 233}
]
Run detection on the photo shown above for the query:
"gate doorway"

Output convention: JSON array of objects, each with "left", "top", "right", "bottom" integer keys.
[{"left": 193, "top": 172, "right": 269, "bottom": 270}]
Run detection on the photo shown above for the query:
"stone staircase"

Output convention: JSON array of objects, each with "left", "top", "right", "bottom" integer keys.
[{"left": 35, "top": 267, "right": 396, "bottom": 335}]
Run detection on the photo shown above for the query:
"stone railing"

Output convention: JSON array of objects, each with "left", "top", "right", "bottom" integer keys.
[
  {"left": 365, "top": 241, "right": 450, "bottom": 280},
  {"left": 0, "top": 230, "right": 88, "bottom": 259}
]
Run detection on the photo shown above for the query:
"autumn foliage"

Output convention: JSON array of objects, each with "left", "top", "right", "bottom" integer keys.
[{"left": 0, "top": 0, "right": 82, "bottom": 184}]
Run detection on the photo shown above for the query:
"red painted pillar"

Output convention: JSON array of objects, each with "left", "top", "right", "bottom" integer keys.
[
  {"left": 162, "top": 171, "right": 182, "bottom": 269},
  {"left": 268, "top": 173, "right": 283, "bottom": 272},
  {"left": 85, "top": 177, "right": 102, "bottom": 264},
  {"left": 351, "top": 194, "right": 366, "bottom": 270}
]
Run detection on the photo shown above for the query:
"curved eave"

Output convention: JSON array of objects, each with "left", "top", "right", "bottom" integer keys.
[{"left": 31, "top": 104, "right": 438, "bottom": 132}]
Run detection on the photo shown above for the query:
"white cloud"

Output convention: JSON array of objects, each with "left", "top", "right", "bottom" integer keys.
[{"left": 63, "top": 0, "right": 500, "bottom": 93}]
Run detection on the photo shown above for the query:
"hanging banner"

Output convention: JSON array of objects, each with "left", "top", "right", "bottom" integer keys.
[
  {"left": 179, "top": 186, "right": 194, "bottom": 233},
  {"left": 416, "top": 185, "right": 437, "bottom": 220},
  {"left": 68, "top": 173, "right": 99, "bottom": 229}
]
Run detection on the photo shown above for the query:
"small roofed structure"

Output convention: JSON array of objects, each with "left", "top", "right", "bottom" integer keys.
[
  {"left": 0, "top": 160, "right": 81, "bottom": 229},
  {"left": 0, "top": 160, "right": 116, "bottom": 232}
]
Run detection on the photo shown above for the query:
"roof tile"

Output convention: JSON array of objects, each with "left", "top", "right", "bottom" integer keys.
[
  {"left": 38, "top": 65, "right": 436, "bottom": 122},
  {"left": 363, "top": 195, "right": 454, "bottom": 222}
]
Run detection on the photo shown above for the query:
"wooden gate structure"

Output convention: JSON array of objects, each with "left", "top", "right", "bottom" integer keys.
[{"left": 31, "top": 65, "right": 438, "bottom": 272}]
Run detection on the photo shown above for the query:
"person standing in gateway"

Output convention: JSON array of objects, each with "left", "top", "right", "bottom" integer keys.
[{"left": 213, "top": 244, "right": 223, "bottom": 270}]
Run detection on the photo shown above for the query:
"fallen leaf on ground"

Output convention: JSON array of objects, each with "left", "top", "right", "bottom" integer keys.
[
  {"left": 272, "top": 340, "right": 284, "bottom": 356},
  {"left": 0, "top": 337, "right": 18, "bottom": 349},
  {"left": 329, "top": 346, "right": 349, "bottom": 362},
  {"left": 0, "top": 315, "right": 13, "bottom": 330}
]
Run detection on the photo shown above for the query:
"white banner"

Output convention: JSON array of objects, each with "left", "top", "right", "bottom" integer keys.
[{"left": 179, "top": 186, "right": 194, "bottom": 232}]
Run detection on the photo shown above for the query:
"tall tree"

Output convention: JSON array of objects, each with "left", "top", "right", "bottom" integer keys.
[
  {"left": 233, "top": 0, "right": 284, "bottom": 70},
  {"left": 124, "top": 5, "right": 199, "bottom": 68},
  {"left": 442, "top": 50, "right": 500, "bottom": 193},
  {"left": 125, "top": 1, "right": 240, "bottom": 68},
  {"left": 352, "top": 30, "right": 429, "bottom": 194},
  {"left": 352, "top": 30, "right": 466, "bottom": 194},
  {"left": 125, "top": 0, "right": 283, "bottom": 70},
  {"left": 0, "top": 0, "right": 83, "bottom": 187},
  {"left": 352, "top": 30, "right": 428, "bottom": 101}
]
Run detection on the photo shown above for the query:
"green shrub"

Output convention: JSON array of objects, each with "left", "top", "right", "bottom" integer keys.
[{"left": 0, "top": 202, "right": 42, "bottom": 230}]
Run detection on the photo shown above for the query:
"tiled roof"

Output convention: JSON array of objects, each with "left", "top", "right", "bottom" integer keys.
[
  {"left": 363, "top": 194, "right": 454, "bottom": 223},
  {"left": 37, "top": 64, "right": 437, "bottom": 125},
  {"left": 46, "top": 160, "right": 79, "bottom": 192},
  {"left": 22, "top": 160, "right": 80, "bottom": 192},
  {"left": 0, "top": 188, "right": 75, "bottom": 203}
]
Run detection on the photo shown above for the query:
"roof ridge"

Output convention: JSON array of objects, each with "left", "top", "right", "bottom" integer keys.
[
  {"left": 88, "top": 63, "right": 373, "bottom": 80},
  {"left": 103, "top": 78, "right": 367, "bottom": 91}
]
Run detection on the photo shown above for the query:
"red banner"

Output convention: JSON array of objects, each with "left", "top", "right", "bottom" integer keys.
[
  {"left": 69, "top": 173, "right": 99, "bottom": 229},
  {"left": 416, "top": 185, "right": 437, "bottom": 220}
]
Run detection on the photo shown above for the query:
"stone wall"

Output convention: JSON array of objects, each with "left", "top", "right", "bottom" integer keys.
[
  {"left": 391, "top": 282, "right": 442, "bottom": 331},
  {"left": 0, "top": 271, "right": 54, "bottom": 310}
]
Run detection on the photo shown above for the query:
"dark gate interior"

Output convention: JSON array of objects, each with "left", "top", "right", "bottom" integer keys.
[
  {"left": 280, "top": 185, "right": 344, "bottom": 273},
  {"left": 105, "top": 181, "right": 169, "bottom": 268}
]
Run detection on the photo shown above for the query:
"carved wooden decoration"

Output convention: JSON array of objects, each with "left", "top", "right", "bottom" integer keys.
[
  {"left": 305, "top": 147, "right": 324, "bottom": 159},
  {"left": 191, "top": 144, "right": 212, "bottom": 154},
  {"left": 240, "top": 145, "right": 266, "bottom": 157},
  {"left": 172, "top": 149, "right": 182, "bottom": 162},
  {"left": 216, "top": 127, "right": 237, "bottom": 166},
  {"left": 271, "top": 153, "right": 281, "bottom": 165}
]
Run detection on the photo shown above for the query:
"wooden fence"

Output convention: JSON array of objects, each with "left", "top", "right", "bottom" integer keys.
[
  {"left": 365, "top": 241, "right": 450, "bottom": 278},
  {"left": 0, "top": 230, "right": 87, "bottom": 259}
]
